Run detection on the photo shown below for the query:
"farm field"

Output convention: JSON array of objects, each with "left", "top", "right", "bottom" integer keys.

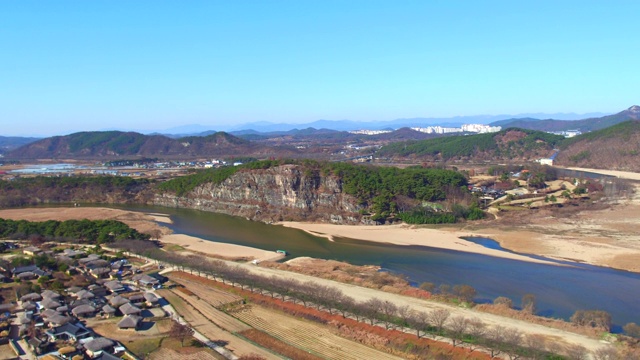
[
  {"left": 231, "top": 304, "right": 404, "bottom": 360},
  {"left": 168, "top": 272, "right": 244, "bottom": 307},
  {"left": 156, "top": 289, "right": 279, "bottom": 360},
  {"left": 168, "top": 286, "right": 251, "bottom": 333}
]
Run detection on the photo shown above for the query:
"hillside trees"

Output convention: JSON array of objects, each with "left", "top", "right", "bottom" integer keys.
[
  {"left": 158, "top": 159, "right": 480, "bottom": 224},
  {"left": 0, "top": 218, "right": 150, "bottom": 243}
]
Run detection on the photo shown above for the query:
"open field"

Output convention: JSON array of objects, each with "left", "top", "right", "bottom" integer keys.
[
  {"left": 231, "top": 304, "right": 403, "bottom": 360},
  {"left": 169, "top": 272, "right": 244, "bottom": 307},
  {"left": 156, "top": 289, "right": 279, "bottom": 359},
  {"left": 166, "top": 287, "right": 250, "bottom": 333},
  {"left": 88, "top": 316, "right": 224, "bottom": 359}
]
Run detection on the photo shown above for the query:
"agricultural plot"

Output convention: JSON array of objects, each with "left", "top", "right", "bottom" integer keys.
[
  {"left": 168, "top": 272, "right": 244, "bottom": 307},
  {"left": 157, "top": 290, "right": 278, "bottom": 360},
  {"left": 231, "top": 305, "right": 404, "bottom": 360},
  {"left": 168, "top": 288, "right": 250, "bottom": 333}
]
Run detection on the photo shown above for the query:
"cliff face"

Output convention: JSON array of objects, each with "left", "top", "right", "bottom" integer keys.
[{"left": 153, "top": 164, "right": 363, "bottom": 223}]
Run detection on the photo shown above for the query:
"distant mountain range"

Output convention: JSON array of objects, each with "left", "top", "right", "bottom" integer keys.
[
  {"left": 4, "top": 106, "right": 639, "bottom": 168},
  {"left": 0, "top": 136, "right": 41, "bottom": 154},
  {"left": 489, "top": 106, "right": 640, "bottom": 132},
  {"left": 378, "top": 117, "right": 640, "bottom": 172},
  {"left": 5, "top": 131, "right": 298, "bottom": 160},
  {"left": 155, "top": 111, "right": 610, "bottom": 136}
]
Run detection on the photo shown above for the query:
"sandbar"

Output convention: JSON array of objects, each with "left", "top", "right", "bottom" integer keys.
[
  {"left": 276, "top": 222, "right": 558, "bottom": 265},
  {"left": 161, "top": 233, "right": 284, "bottom": 262}
]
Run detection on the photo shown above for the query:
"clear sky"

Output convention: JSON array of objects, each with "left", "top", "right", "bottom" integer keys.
[{"left": 1, "top": 1, "right": 639, "bottom": 136}]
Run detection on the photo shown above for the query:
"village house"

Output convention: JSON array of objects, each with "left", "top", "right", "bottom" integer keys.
[
  {"left": 62, "top": 248, "right": 86, "bottom": 258},
  {"left": 132, "top": 273, "right": 159, "bottom": 288},
  {"left": 47, "top": 313, "right": 74, "bottom": 327},
  {"left": 127, "top": 294, "right": 145, "bottom": 305},
  {"left": 20, "top": 292, "right": 42, "bottom": 302},
  {"left": 41, "top": 297, "right": 62, "bottom": 310},
  {"left": 83, "top": 337, "right": 115, "bottom": 358},
  {"left": 103, "top": 280, "right": 125, "bottom": 293},
  {"left": 101, "top": 304, "right": 116, "bottom": 318},
  {"left": 71, "top": 304, "right": 96, "bottom": 318},
  {"left": 118, "top": 303, "right": 141, "bottom": 316},
  {"left": 143, "top": 292, "right": 159, "bottom": 307},
  {"left": 46, "top": 322, "right": 91, "bottom": 342},
  {"left": 108, "top": 295, "right": 129, "bottom": 308},
  {"left": 117, "top": 314, "right": 142, "bottom": 331},
  {"left": 22, "top": 246, "right": 42, "bottom": 256}
]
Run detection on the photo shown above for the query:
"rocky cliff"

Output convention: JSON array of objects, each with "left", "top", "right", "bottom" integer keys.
[{"left": 153, "top": 164, "right": 363, "bottom": 223}]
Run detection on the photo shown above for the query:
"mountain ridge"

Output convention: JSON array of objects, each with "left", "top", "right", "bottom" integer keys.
[{"left": 5, "top": 131, "right": 297, "bottom": 160}]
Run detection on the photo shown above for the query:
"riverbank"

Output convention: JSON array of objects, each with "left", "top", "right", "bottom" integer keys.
[
  {"left": 0, "top": 207, "right": 284, "bottom": 263},
  {"left": 276, "top": 222, "right": 560, "bottom": 266},
  {"left": 5, "top": 206, "right": 640, "bottom": 271},
  {"left": 161, "top": 234, "right": 285, "bottom": 262}
]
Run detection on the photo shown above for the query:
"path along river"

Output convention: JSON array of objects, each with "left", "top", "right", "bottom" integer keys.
[{"left": 111, "top": 204, "right": 640, "bottom": 331}]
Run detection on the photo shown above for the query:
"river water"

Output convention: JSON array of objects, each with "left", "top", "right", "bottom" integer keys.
[{"left": 111, "top": 204, "right": 639, "bottom": 329}]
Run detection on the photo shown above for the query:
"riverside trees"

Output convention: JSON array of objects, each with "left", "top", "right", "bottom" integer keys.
[
  {"left": 116, "top": 241, "right": 617, "bottom": 359},
  {"left": 0, "top": 218, "right": 150, "bottom": 243}
]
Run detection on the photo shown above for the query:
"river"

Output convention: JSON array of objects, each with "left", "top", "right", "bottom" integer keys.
[{"left": 111, "top": 204, "right": 640, "bottom": 330}]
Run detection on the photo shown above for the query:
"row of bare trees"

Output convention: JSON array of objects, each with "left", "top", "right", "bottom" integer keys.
[{"left": 114, "top": 240, "right": 627, "bottom": 359}]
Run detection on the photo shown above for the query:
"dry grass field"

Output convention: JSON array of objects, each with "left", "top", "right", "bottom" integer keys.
[
  {"left": 156, "top": 289, "right": 278, "bottom": 360},
  {"left": 231, "top": 304, "right": 404, "bottom": 360}
]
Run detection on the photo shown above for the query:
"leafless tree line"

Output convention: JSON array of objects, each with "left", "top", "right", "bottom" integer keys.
[{"left": 114, "top": 240, "right": 631, "bottom": 359}]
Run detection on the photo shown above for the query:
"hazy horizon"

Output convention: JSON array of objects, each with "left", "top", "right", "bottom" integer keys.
[{"left": 2, "top": 1, "right": 638, "bottom": 136}]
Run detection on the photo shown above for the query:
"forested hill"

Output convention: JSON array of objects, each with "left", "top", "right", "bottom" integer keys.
[
  {"left": 490, "top": 105, "right": 640, "bottom": 132},
  {"left": 5, "top": 131, "right": 298, "bottom": 159},
  {"left": 376, "top": 128, "right": 564, "bottom": 162},
  {"left": 554, "top": 120, "right": 640, "bottom": 171},
  {"left": 156, "top": 160, "right": 477, "bottom": 224}
]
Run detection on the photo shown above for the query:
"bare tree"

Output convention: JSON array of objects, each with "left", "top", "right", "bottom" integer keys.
[
  {"left": 486, "top": 325, "right": 507, "bottom": 358},
  {"left": 570, "top": 310, "right": 612, "bottom": 332},
  {"left": 624, "top": 322, "right": 640, "bottom": 338},
  {"left": 564, "top": 344, "right": 589, "bottom": 360},
  {"left": 448, "top": 316, "right": 468, "bottom": 347},
  {"left": 361, "top": 298, "right": 384, "bottom": 326},
  {"left": 522, "top": 334, "right": 547, "bottom": 360},
  {"left": 453, "top": 284, "right": 476, "bottom": 303},
  {"left": 466, "top": 318, "right": 486, "bottom": 352},
  {"left": 503, "top": 328, "right": 523, "bottom": 360},
  {"left": 494, "top": 296, "right": 514, "bottom": 309},
  {"left": 396, "top": 305, "right": 412, "bottom": 329},
  {"left": 408, "top": 311, "right": 430, "bottom": 338},
  {"left": 379, "top": 300, "right": 398, "bottom": 329},
  {"left": 428, "top": 308, "right": 450, "bottom": 334},
  {"left": 521, "top": 293, "right": 536, "bottom": 314},
  {"left": 419, "top": 282, "right": 436, "bottom": 293},
  {"left": 593, "top": 346, "right": 621, "bottom": 360},
  {"left": 170, "top": 320, "right": 194, "bottom": 346}
]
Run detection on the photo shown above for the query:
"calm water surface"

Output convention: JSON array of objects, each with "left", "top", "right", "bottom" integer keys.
[{"left": 110, "top": 204, "right": 640, "bottom": 329}]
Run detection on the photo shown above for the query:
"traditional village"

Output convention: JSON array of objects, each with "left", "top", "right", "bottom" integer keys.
[{"left": 0, "top": 242, "right": 175, "bottom": 360}]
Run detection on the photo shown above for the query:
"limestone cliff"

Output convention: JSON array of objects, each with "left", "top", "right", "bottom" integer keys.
[{"left": 153, "top": 164, "right": 363, "bottom": 223}]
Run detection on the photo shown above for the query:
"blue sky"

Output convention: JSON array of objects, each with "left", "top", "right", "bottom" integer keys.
[{"left": 1, "top": 1, "right": 639, "bottom": 136}]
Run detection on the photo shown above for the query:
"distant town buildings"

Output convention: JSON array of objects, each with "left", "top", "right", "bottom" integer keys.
[
  {"left": 348, "top": 129, "right": 393, "bottom": 135},
  {"left": 348, "top": 124, "right": 501, "bottom": 135},
  {"left": 549, "top": 130, "right": 582, "bottom": 138},
  {"left": 412, "top": 124, "right": 501, "bottom": 134}
]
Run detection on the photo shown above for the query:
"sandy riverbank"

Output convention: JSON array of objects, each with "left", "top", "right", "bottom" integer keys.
[
  {"left": 0, "top": 207, "right": 283, "bottom": 262},
  {"left": 161, "top": 234, "right": 285, "bottom": 262},
  {"left": 4, "top": 203, "right": 640, "bottom": 272},
  {"left": 277, "top": 222, "right": 561, "bottom": 265}
]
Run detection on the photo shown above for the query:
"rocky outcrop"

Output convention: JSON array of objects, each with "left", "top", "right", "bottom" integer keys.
[{"left": 153, "top": 164, "right": 363, "bottom": 223}]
